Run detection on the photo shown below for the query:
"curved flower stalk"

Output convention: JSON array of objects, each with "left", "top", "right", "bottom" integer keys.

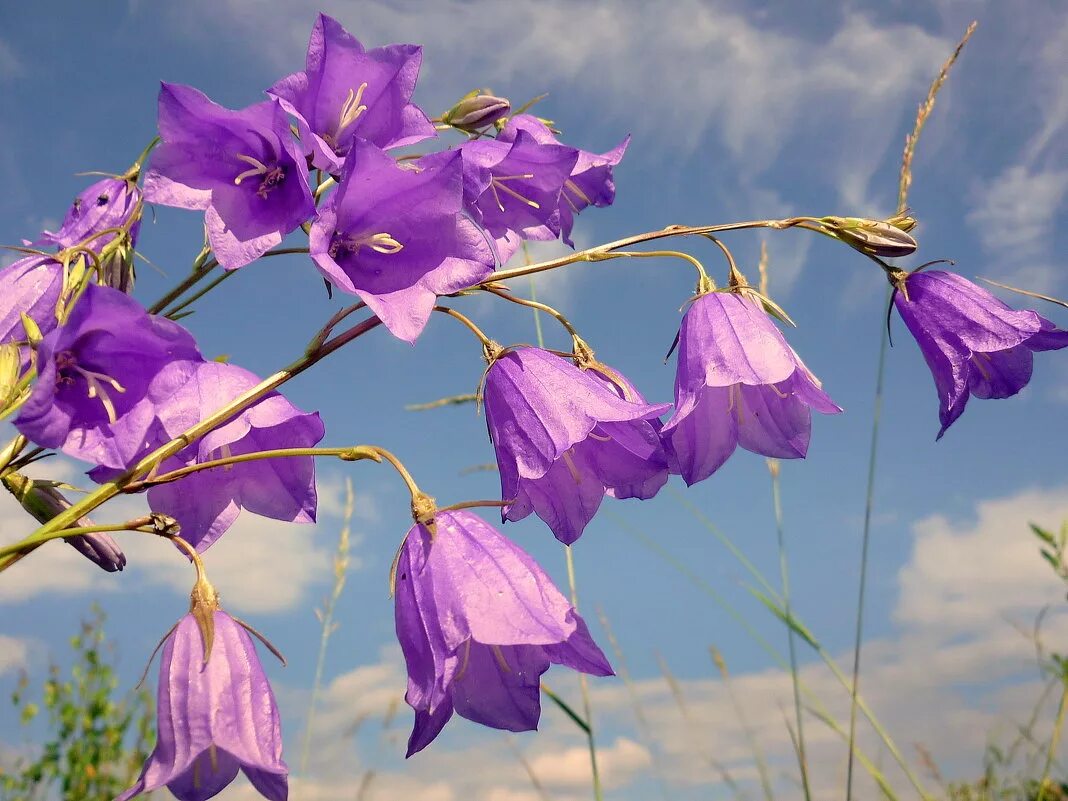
[
  {"left": 14, "top": 282, "right": 202, "bottom": 469},
  {"left": 144, "top": 83, "right": 315, "bottom": 270},
  {"left": 309, "top": 141, "right": 494, "bottom": 342},
  {"left": 483, "top": 347, "right": 670, "bottom": 544},
  {"left": 893, "top": 270, "right": 1068, "bottom": 438},
  {"left": 394, "top": 510, "right": 613, "bottom": 755},
  {"left": 94, "top": 360, "right": 325, "bottom": 551},
  {"left": 118, "top": 610, "right": 287, "bottom": 801},
  {"left": 662, "top": 290, "right": 842, "bottom": 485},
  {"left": 268, "top": 13, "right": 435, "bottom": 173},
  {"left": 496, "top": 114, "right": 629, "bottom": 248}
]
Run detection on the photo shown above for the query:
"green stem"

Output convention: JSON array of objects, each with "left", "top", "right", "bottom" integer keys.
[
  {"left": 147, "top": 257, "right": 217, "bottom": 315},
  {"left": 164, "top": 270, "right": 236, "bottom": 318},
  {"left": 124, "top": 446, "right": 380, "bottom": 491},
  {"left": 485, "top": 218, "right": 821, "bottom": 284},
  {"left": 299, "top": 479, "right": 354, "bottom": 773},
  {"left": 769, "top": 460, "right": 812, "bottom": 801},
  {"left": 565, "top": 545, "right": 603, "bottom": 801},
  {"left": 847, "top": 288, "right": 891, "bottom": 801},
  {"left": 0, "top": 517, "right": 158, "bottom": 559},
  {"left": 1037, "top": 679, "right": 1068, "bottom": 801}
]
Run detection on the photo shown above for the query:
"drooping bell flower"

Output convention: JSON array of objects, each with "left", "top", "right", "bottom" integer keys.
[
  {"left": 0, "top": 255, "right": 65, "bottom": 344},
  {"left": 482, "top": 347, "right": 670, "bottom": 544},
  {"left": 144, "top": 83, "right": 315, "bottom": 270},
  {"left": 309, "top": 141, "right": 494, "bottom": 343},
  {"left": 496, "top": 114, "right": 629, "bottom": 247},
  {"left": 394, "top": 510, "right": 613, "bottom": 756},
  {"left": 2, "top": 472, "right": 126, "bottom": 572},
  {"left": 893, "top": 270, "right": 1068, "bottom": 438},
  {"left": 661, "top": 291, "right": 842, "bottom": 486},
  {"left": 446, "top": 130, "right": 578, "bottom": 255},
  {"left": 118, "top": 609, "right": 287, "bottom": 801},
  {"left": 14, "top": 283, "right": 202, "bottom": 469},
  {"left": 140, "top": 361, "right": 324, "bottom": 551},
  {"left": 34, "top": 176, "right": 142, "bottom": 292},
  {"left": 267, "top": 13, "right": 435, "bottom": 174}
]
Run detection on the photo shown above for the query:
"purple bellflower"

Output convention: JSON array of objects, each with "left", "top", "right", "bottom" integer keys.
[
  {"left": 34, "top": 177, "right": 143, "bottom": 293},
  {"left": 142, "top": 361, "right": 325, "bottom": 551},
  {"left": 661, "top": 291, "right": 842, "bottom": 485},
  {"left": 309, "top": 141, "right": 494, "bottom": 342},
  {"left": 144, "top": 83, "right": 315, "bottom": 270},
  {"left": 394, "top": 510, "right": 613, "bottom": 756},
  {"left": 483, "top": 347, "right": 670, "bottom": 544},
  {"left": 267, "top": 13, "right": 435, "bottom": 174},
  {"left": 893, "top": 270, "right": 1068, "bottom": 438},
  {"left": 118, "top": 610, "right": 287, "bottom": 801},
  {"left": 497, "top": 114, "right": 629, "bottom": 248},
  {"left": 445, "top": 131, "right": 578, "bottom": 259},
  {"left": 14, "top": 283, "right": 201, "bottom": 469},
  {"left": 0, "top": 256, "right": 65, "bottom": 345}
]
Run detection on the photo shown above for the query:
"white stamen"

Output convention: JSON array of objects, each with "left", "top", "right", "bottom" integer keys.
[
  {"left": 491, "top": 645, "right": 512, "bottom": 673},
  {"left": 336, "top": 82, "right": 369, "bottom": 137},
  {"left": 490, "top": 174, "right": 541, "bottom": 210},
  {"left": 234, "top": 153, "right": 270, "bottom": 185}
]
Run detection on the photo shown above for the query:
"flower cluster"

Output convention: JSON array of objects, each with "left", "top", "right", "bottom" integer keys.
[{"left": 0, "top": 11, "right": 1064, "bottom": 801}]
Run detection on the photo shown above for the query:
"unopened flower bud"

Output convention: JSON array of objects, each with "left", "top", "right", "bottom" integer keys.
[
  {"left": 1, "top": 472, "right": 126, "bottom": 572},
  {"left": 442, "top": 90, "right": 511, "bottom": 132},
  {"left": 821, "top": 216, "right": 918, "bottom": 258}
]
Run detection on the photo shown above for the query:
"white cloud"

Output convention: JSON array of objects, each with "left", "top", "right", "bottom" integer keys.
[
  {"left": 528, "top": 736, "right": 651, "bottom": 790},
  {"left": 0, "top": 635, "right": 28, "bottom": 676}
]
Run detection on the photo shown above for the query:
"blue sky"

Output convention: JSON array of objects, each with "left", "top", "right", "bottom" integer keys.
[{"left": 1, "top": 1, "right": 1067, "bottom": 799}]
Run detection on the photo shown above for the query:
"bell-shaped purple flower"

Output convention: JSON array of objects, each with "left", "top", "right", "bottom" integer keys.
[
  {"left": 0, "top": 255, "right": 65, "bottom": 345},
  {"left": 894, "top": 270, "right": 1068, "bottom": 438},
  {"left": 483, "top": 347, "right": 670, "bottom": 544},
  {"left": 142, "top": 361, "right": 325, "bottom": 551},
  {"left": 144, "top": 83, "right": 315, "bottom": 270},
  {"left": 446, "top": 131, "right": 578, "bottom": 256},
  {"left": 117, "top": 610, "right": 287, "bottom": 801},
  {"left": 14, "top": 283, "right": 201, "bottom": 469},
  {"left": 497, "top": 114, "right": 629, "bottom": 247},
  {"left": 309, "top": 141, "right": 493, "bottom": 342},
  {"left": 34, "top": 177, "right": 143, "bottom": 293},
  {"left": 394, "top": 510, "right": 612, "bottom": 756},
  {"left": 662, "top": 291, "right": 842, "bottom": 485},
  {"left": 267, "top": 13, "right": 435, "bottom": 174}
]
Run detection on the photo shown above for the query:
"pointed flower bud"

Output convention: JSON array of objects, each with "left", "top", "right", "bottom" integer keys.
[
  {"left": 442, "top": 90, "right": 510, "bottom": 132},
  {"left": 1, "top": 472, "right": 126, "bottom": 572},
  {"left": 893, "top": 270, "right": 1068, "bottom": 438},
  {"left": 118, "top": 609, "right": 287, "bottom": 801},
  {"left": 820, "top": 215, "right": 918, "bottom": 258},
  {"left": 394, "top": 510, "right": 612, "bottom": 756}
]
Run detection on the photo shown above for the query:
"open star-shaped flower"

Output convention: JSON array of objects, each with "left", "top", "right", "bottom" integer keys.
[
  {"left": 309, "top": 142, "right": 493, "bottom": 342},
  {"left": 144, "top": 83, "right": 315, "bottom": 270},
  {"left": 268, "top": 13, "right": 435, "bottom": 174}
]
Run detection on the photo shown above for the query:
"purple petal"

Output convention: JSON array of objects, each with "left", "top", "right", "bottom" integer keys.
[
  {"left": 662, "top": 386, "right": 738, "bottom": 485},
  {"left": 450, "top": 642, "right": 547, "bottom": 732}
]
